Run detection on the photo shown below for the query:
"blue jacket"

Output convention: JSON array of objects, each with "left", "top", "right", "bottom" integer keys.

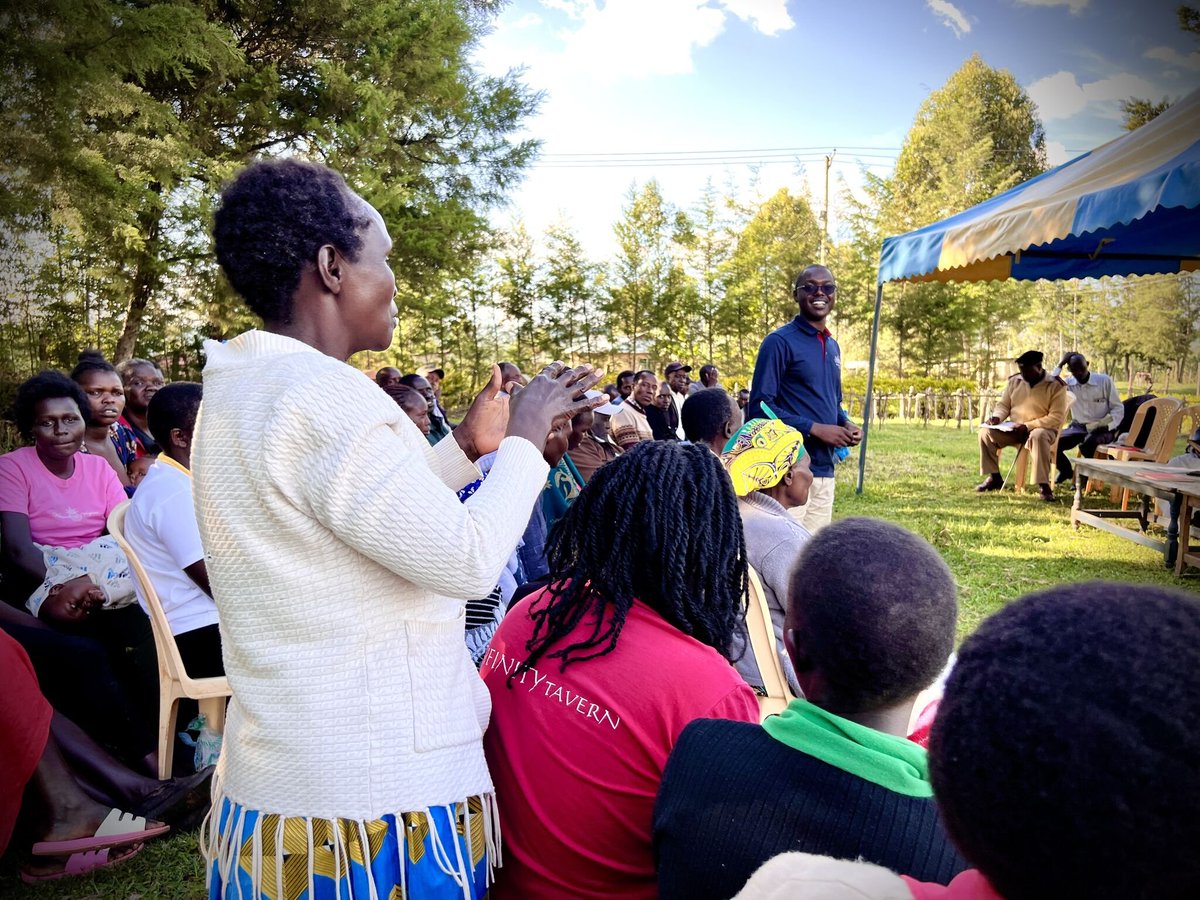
[{"left": 748, "top": 316, "right": 849, "bottom": 477}]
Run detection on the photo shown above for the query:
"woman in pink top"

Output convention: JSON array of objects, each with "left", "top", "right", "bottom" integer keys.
[
  {"left": 482, "top": 440, "right": 759, "bottom": 899},
  {"left": 0, "top": 372, "right": 137, "bottom": 625}
]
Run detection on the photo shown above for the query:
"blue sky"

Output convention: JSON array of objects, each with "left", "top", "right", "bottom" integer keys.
[{"left": 472, "top": 0, "right": 1200, "bottom": 256}]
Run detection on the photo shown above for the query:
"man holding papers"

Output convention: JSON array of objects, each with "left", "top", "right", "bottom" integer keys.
[{"left": 976, "top": 350, "right": 1069, "bottom": 501}]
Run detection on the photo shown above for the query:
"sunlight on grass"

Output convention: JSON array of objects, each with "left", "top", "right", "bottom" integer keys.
[{"left": 842, "top": 423, "right": 1197, "bottom": 639}]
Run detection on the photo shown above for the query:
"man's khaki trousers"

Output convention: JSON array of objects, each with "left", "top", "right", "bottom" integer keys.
[{"left": 980, "top": 426, "right": 1056, "bottom": 485}]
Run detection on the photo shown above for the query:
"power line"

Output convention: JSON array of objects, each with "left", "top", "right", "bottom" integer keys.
[
  {"left": 532, "top": 158, "right": 897, "bottom": 169},
  {"left": 538, "top": 144, "right": 904, "bottom": 158}
]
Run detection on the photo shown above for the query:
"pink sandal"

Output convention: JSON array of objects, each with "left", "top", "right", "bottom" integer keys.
[
  {"left": 20, "top": 843, "right": 144, "bottom": 884},
  {"left": 31, "top": 808, "right": 169, "bottom": 856}
]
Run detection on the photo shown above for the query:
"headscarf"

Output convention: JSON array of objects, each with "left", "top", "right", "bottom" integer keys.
[{"left": 720, "top": 415, "right": 806, "bottom": 497}]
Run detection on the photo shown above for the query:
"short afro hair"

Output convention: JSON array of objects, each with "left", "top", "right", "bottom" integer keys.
[
  {"left": 10, "top": 371, "right": 90, "bottom": 439},
  {"left": 788, "top": 517, "right": 956, "bottom": 714},
  {"left": 929, "top": 582, "right": 1200, "bottom": 900},
  {"left": 682, "top": 389, "right": 736, "bottom": 445},
  {"left": 213, "top": 158, "right": 373, "bottom": 325},
  {"left": 146, "top": 382, "right": 202, "bottom": 449}
]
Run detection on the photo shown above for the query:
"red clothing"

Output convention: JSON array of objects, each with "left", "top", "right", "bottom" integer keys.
[
  {"left": 482, "top": 588, "right": 759, "bottom": 899},
  {"left": 0, "top": 446, "right": 126, "bottom": 547},
  {"left": 904, "top": 869, "right": 1003, "bottom": 899},
  {"left": 0, "top": 630, "right": 53, "bottom": 854}
]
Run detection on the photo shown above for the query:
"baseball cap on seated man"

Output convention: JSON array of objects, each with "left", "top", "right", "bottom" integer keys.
[
  {"left": 584, "top": 389, "right": 622, "bottom": 417},
  {"left": 417, "top": 365, "right": 445, "bottom": 380},
  {"left": 1014, "top": 350, "right": 1043, "bottom": 366},
  {"left": 664, "top": 361, "right": 692, "bottom": 375}
]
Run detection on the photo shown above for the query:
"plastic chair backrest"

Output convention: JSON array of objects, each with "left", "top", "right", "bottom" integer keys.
[
  {"left": 1138, "top": 398, "right": 1186, "bottom": 462},
  {"left": 745, "top": 565, "right": 795, "bottom": 721},
  {"left": 1119, "top": 397, "right": 1182, "bottom": 454},
  {"left": 108, "top": 502, "right": 222, "bottom": 696}
]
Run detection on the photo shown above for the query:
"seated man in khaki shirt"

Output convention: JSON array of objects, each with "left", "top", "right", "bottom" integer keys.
[{"left": 976, "top": 350, "right": 1068, "bottom": 501}]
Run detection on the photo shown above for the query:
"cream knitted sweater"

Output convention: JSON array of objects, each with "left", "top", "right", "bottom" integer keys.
[{"left": 193, "top": 331, "right": 549, "bottom": 822}]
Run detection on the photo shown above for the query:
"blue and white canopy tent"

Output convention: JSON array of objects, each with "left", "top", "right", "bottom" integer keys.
[{"left": 857, "top": 88, "right": 1200, "bottom": 492}]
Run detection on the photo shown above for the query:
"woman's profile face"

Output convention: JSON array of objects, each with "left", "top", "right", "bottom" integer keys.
[
  {"left": 339, "top": 200, "right": 399, "bottom": 355},
  {"left": 31, "top": 397, "right": 85, "bottom": 461},
  {"left": 77, "top": 370, "right": 124, "bottom": 427}
]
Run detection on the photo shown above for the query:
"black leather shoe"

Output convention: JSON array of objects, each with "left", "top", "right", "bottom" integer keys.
[
  {"left": 1038, "top": 483, "right": 1055, "bottom": 501},
  {"left": 975, "top": 475, "right": 1003, "bottom": 492}
]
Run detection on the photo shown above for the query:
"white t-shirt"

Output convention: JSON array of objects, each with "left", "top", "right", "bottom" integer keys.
[{"left": 125, "top": 457, "right": 218, "bottom": 635}]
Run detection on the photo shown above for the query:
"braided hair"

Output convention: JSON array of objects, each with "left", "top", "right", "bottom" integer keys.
[{"left": 516, "top": 440, "right": 747, "bottom": 677}]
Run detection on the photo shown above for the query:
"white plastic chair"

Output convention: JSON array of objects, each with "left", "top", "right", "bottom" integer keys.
[{"left": 108, "top": 502, "right": 230, "bottom": 779}]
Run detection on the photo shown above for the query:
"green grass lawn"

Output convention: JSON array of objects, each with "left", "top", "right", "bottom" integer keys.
[
  {"left": 840, "top": 422, "right": 1197, "bottom": 636},
  {"left": 1, "top": 423, "right": 1195, "bottom": 897}
]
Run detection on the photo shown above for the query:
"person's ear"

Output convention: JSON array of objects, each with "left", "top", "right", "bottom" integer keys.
[
  {"left": 784, "top": 627, "right": 810, "bottom": 673},
  {"left": 316, "top": 244, "right": 342, "bottom": 293},
  {"left": 171, "top": 427, "right": 191, "bottom": 451}
]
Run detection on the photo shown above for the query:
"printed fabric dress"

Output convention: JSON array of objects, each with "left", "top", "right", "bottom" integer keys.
[{"left": 207, "top": 796, "right": 491, "bottom": 900}]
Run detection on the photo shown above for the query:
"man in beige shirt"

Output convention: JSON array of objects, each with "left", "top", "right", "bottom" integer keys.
[
  {"left": 611, "top": 370, "right": 657, "bottom": 449},
  {"left": 976, "top": 350, "right": 1068, "bottom": 501}
]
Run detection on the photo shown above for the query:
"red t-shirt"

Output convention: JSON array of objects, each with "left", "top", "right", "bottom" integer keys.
[
  {"left": 0, "top": 446, "right": 126, "bottom": 547},
  {"left": 482, "top": 587, "right": 759, "bottom": 899}
]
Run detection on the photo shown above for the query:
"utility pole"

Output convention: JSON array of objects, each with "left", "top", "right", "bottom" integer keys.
[{"left": 820, "top": 150, "right": 835, "bottom": 265}]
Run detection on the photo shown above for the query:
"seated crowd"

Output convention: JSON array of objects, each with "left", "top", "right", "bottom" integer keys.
[
  {"left": 3, "top": 345, "right": 1196, "bottom": 897},
  {"left": 2, "top": 161, "right": 1196, "bottom": 897}
]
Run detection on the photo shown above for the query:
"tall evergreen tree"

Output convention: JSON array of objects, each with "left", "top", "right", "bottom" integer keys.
[{"left": 0, "top": 0, "right": 539, "bottom": 362}]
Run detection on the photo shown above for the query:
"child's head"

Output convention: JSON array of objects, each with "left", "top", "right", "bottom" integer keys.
[
  {"left": 43, "top": 576, "right": 105, "bottom": 626},
  {"left": 127, "top": 455, "right": 155, "bottom": 486},
  {"left": 929, "top": 582, "right": 1200, "bottom": 899},
  {"left": 786, "top": 517, "right": 956, "bottom": 717}
]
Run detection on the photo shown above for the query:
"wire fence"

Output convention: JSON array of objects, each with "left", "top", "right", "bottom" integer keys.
[{"left": 846, "top": 389, "right": 1005, "bottom": 430}]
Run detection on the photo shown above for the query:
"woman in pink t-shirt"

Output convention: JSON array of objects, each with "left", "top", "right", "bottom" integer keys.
[
  {"left": 482, "top": 441, "right": 759, "bottom": 899},
  {"left": 0, "top": 372, "right": 130, "bottom": 623}
]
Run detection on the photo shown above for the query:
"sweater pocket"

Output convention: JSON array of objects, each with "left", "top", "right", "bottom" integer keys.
[{"left": 405, "top": 615, "right": 485, "bottom": 753}]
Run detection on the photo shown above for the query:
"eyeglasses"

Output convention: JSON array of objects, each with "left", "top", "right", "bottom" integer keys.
[
  {"left": 798, "top": 282, "right": 837, "bottom": 297},
  {"left": 127, "top": 379, "right": 164, "bottom": 389}
]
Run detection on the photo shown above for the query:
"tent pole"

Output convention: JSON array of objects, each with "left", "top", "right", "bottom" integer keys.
[{"left": 856, "top": 282, "right": 885, "bottom": 495}]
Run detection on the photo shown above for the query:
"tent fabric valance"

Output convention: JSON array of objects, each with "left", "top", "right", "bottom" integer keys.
[
  {"left": 857, "top": 89, "right": 1200, "bottom": 495},
  {"left": 877, "top": 88, "right": 1200, "bottom": 286}
]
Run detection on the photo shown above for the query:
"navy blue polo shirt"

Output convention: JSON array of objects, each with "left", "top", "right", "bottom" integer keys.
[{"left": 748, "top": 316, "right": 848, "bottom": 477}]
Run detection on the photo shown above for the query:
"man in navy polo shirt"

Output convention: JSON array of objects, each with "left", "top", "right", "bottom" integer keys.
[{"left": 747, "top": 265, "right": 861, "bottom": 531}]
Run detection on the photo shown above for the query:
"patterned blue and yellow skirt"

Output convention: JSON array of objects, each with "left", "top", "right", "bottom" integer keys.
[{"left": 205, "top": 795, "right": 492, "bottom": 900}]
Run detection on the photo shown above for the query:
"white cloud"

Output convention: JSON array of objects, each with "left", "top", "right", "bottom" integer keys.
[
  {"left": 1027, "top": 70, "right": 1158, "bottom": 121},
  {"left": 511, "top": 12, "right": 544, "bottom": 29},
  {"left": 497, "top": 0, "right": 794, "bottom": 85},
  {"left": 1146, "top": 45, "right": 1200, "bottom": 72},
  {"left": 1044, "top": 140, "right": 1072, "bottom": 166},
  {"left": 720, "top": 0, "right": 794, "bottom": 36},
  {"left": 540, "top": 0, "right": 588, "bottom": 20},
  {"left": 1014, "top": 0, "right": 1089, "bottom": 12},
  {"left": 926, "top": 0, "right": 970, "bottom": 37}
]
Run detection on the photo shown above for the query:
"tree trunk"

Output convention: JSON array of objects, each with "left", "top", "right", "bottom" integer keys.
[{"left": 114, "top": 200, "right": 164, "bottom": 362}]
